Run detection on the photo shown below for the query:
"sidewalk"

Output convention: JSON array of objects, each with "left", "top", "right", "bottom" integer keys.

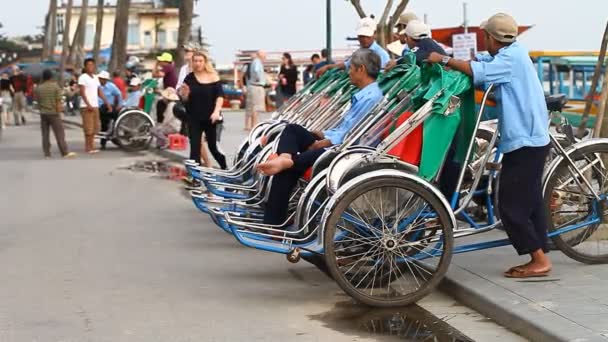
[
  {"left": 442, "top": 232, "right": 608, "bottom": 342},
  {"left": 158, "top": 111, "right": 608, "bottom": 341}
]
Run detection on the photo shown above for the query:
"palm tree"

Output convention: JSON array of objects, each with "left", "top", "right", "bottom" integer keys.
[
  {"left": 92, "top": 0, "right": 104, "bottom": 63},
  {"left": 42, "top": 0, "right": 58, "bottom": 61},
  {"left": 108, "top": 0, "right": 131, "bottom": 73},
  {"left": 175, "top": 0, "right": 194, "bottom": 70},
  {"left": 68, "top": 0, "right": 89, "bottom": 70},
  {"left": 59, "top": 0, "right": 73, "bottom": 83},
  {"left": 59, "top": 0, "right": 74, "bottom": 83}
]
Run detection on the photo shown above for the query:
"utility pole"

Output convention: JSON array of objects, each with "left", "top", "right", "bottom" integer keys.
[
  {"left": 463, "top": 2, "right": 469, "bottom": 33},
  {"left": 326, "top": 0, "right": 332, "bottom": 63}
]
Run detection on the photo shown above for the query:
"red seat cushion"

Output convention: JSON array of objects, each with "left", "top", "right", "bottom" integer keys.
[
  {"left": 302, "top": 167, "right": 313, "bottom": 181},
  {"left": 386, "top": 111, "right": 422, "bottom": 166}
]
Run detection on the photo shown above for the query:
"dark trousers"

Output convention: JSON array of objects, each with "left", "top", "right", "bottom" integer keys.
[
  {"left": 40, "top": 113, "right": 69, "bottom": 157},
  {"left": 188, "top": 118, "right": 227, "bottom": 169},
  {"left": 99, "top": 104, "right": 118, "bottom": 147},
  {"left": 499, "top": 144, "right": 550, "bottom": 255},
  {"left": 264, "top": 124, "right": 326, "bottom": 225}
]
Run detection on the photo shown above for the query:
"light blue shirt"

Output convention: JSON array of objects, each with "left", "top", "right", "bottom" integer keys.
[
  {"left": 125, "top": 90, "right": 142, "bottom": 107},
  {"left": 345, "top": 41, "right": 391, "bottom": 70},
  {"left": 99, "top": 81, "right": 123, "bottom": 107},
  {"left": 471, "top": 42, "right": 549, "bottom": 153},
  {"left": 247, "top": 58, "right": 266, "bottom": 86},
  {"left": 401, "top": 43, "right": 410, "bottom": 56},
  {"left": 323, "top": 82, "right": 383, "bottom": 145}
]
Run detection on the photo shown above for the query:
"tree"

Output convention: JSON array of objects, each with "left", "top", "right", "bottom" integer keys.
[
  {"left": 92, "top": 0, "right": 104, "bottom": 63},
  {"left": 68, "top": 0, "right": 89, "bottom": 70},
  {"left": 108, "top": 0, "right": 130, "bottom": 73},
  {"left": 175, "top": 0, "right": 194, "bottom": 70},
  {"left": 348, "top": 0, "right": 410, "bottom": 47},
  {"left": 41, "top": 0, "right": 58, "bottom": 60},
  {"left": 59, "top": 0, "right": 73, "bottom": 83}
]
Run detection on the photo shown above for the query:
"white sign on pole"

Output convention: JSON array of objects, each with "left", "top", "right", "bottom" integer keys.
[{"left": 452, "top": 33, "right": 477, "bottom": 61}]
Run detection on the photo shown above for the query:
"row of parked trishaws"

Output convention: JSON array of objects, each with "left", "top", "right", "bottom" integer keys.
[{"left": 183, "top": 55, "right": 608, "bottom": 307}]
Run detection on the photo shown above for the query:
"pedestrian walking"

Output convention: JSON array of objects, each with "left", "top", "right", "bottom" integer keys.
[
  {"left": 1, "top": 72, "right": 12, "bottom": 128},
  {"left": 10, "top": 66, "right": 28, "bottom": 126},
  {"left": 245, "top": 50, "right": 267, "bottom": 131},
  {"left": 178, "top": 50, "right": 227, "bottom": 169},
  {"left": 78, "top": 58, "right": 112, "bottom": 154},
  {"left": 276, "top": 52, "right": 298, "bottom": 108},
  {"left": 34, "top": 69, "right": 76, "bottom": 159},
  {"left": 427, "top": 12, "right": 552, "bottom": 278}
]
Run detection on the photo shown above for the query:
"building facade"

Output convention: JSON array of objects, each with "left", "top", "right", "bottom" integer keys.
[{"left": 54, "top": 1, "right": 195, "bottom": 55}]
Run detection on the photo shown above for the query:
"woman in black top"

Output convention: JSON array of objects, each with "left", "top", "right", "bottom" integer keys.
[
  {"left": 178, "top": 50, "right": 227, "bottom": 169},
  {"left": 277, "top": 53, "right": 298, "bottom": 106}
]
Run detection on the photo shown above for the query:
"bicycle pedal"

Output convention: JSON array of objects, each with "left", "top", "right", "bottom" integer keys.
[{"left": 486, "top": 162, "right": 502, "bottom": 171}]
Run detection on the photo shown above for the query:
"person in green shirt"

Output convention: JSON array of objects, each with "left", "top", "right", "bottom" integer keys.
[{"left": 34, "top": 69, "right": 76, "bottom": 159}]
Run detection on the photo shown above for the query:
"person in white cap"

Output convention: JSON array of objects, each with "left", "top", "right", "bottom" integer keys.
[
  {"left": 386, "top": 20, "right": 445, "bottom": 69},
  {"left": 124, "top": 77, "right": 143, "bottom": 108},
  {"left": 317, "top": 17, "right": 390, "bottom": 77},
  {"left": 394, "top": 12, "right": 418, "bottom": 56},
  {"left": 428, "top": 13, "right": 552, "bottom": 279},
  {"left": 98, "top": 70, "right": 124, "bottom": 149}
]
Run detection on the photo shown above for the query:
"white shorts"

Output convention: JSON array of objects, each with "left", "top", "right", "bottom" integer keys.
[{"left": 246, "top": 85, "right": 266, "bottom": 114}]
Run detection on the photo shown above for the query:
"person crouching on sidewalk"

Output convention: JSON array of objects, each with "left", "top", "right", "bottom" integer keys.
[
  {"left": 34, "top": 69, "right": 76, "bottom": 159},
  {"left": 150, "top": 88, "right": 182, "bottom": 149},
  {"left": 427, "top": 13, "right": 551, "bottom": 278}
]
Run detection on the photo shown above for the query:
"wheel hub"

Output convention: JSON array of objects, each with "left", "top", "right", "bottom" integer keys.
[{"left": 383, "top": 237, "right": 398, "bottom": 251}]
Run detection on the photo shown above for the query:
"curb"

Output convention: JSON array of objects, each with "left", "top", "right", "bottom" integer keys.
[
  {"left": 439, "top": 265, "right": 606, "bottom": 342},
  {"left": 155, "top": 148, "right": 188, "bottom": 163},
  {"left": 31, "top": 112, "right": 83, "bottom": 128}
]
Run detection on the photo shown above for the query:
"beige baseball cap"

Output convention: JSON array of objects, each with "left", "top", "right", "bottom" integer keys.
[
  {"left": 482, "top": 13, "right": 518, "bottom": 43},
  {"left": 356, "top": 17, "right": 377, "bottom": 37},
  {"left": 402, "top": 20, "right": 431, "bottom": 40},
  {"left": 397, "top": 12, "right": 418, "bottom": 26}
]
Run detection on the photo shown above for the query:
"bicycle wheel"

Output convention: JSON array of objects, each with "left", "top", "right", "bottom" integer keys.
[
  {"left": 114, "top": 111, "right": 153, "bottom": 152},
  {"left": 544, "top": 142, "right": 608, "bottom": 264},
  {"left": 323, "top": 175, "right": 454, "bottom": 307}
]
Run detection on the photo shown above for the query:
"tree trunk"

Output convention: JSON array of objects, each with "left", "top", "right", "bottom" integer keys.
[
  {"left": 594, "top": 68, "right": 608, "bottom": 137},
  {"left": 59, "top": 0, "right": 73, "bottom": 83},
  {"left": 92, "top": 0, "right": 104, "bottom": 63},
  {"left": 68, "top": 0, "right": 89, "bottom": 70},
  {"left": 48, "top": 0, "right": 58, "bottom": 61},
  {"left": 41, "top": 1, "right": 52, "bottom": 60},
  {"left": 175, "top": 0, "right": 194, "bottom": 70},
  {"left": 578, "top": 20, "right": 608, "bottom": 137},
  {"left": 350, "top": 0, "right": 366, "bottom": 18},
  {"left": 108, "top": 0, "right": 131, "bottom": 74}
]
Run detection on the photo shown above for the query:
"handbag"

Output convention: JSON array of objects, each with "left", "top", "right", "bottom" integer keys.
[
  {"left": 215, "top": 111, "right": 224, "bottom": 142},
  {"left": 172, "top": 101, "right": 187, "bottom": 121}
]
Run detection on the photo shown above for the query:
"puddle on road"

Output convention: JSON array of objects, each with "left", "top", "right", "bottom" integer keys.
[
  {"left": 119, "top": 160, "right": 187, "bottom": 182},
  {"left": 311, "top": 300, "right": 474, "bottom": 341}
]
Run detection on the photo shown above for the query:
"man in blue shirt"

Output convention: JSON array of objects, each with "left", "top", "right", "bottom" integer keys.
[
  {"left": 427, "top": 13, "right": 552, "bottom": 278},
  {"left": 257, "top": 49, "right": 384, "bottom": 225},
  {"left": 97, "top": 71, "right": 124, "bottom": 149},
  {"left": 124, "top": 77, "right": 143, "bottom": 108},
  {"left": 317, "top": 17, "right": 390, "bottom": 77}
]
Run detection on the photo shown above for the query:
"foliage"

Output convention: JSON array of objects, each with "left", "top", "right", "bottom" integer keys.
[{"left": 160, "top": 0, "right": 180, "bottom": 8}]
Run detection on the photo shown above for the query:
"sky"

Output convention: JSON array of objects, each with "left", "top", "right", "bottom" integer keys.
[{"left": 1, "top": 0, "right": 607, "bottom": 65}]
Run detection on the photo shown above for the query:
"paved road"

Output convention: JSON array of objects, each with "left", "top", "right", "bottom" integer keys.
[{"left": 0, "top": 115, "right": 524, "bottom": 342}]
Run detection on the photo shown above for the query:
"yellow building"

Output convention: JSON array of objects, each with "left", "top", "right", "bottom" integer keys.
[{"left": 54, "top": 1, "right": 182, "bottom": 54}]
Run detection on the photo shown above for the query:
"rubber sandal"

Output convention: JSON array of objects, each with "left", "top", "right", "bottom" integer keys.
[{"left": 504, "top": 268, "right": 551, "bottom": 278}]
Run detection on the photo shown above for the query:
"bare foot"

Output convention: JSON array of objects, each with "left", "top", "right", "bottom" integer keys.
[{"left": 257, "top": 156, "right": 294, "bottom": 175}]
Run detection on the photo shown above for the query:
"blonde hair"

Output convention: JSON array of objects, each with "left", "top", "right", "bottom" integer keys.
[{"left": 192, "top": 50, "right": 218, "bottom": 76}]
